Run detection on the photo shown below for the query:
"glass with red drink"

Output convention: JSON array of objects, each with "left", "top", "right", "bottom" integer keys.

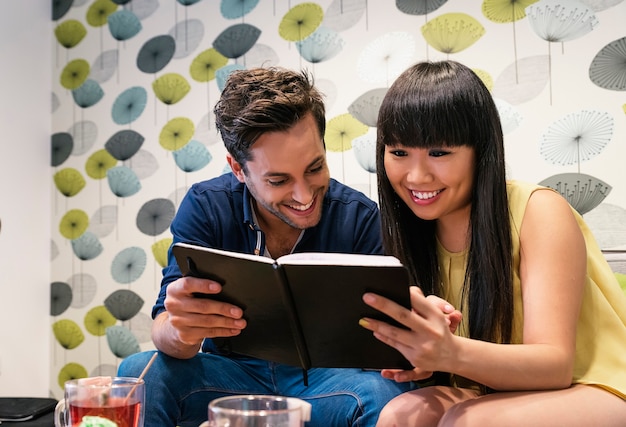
[{"left": 54, "top": 376, "right": 144, "bottom": 427}]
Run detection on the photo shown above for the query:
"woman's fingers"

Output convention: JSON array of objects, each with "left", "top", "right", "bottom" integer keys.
[
  {"left": 361, "top": 286, "right": 457, "bottom": 373},
  {"left": 380, "top": 368, "right": 434, "bottom": 382},
  {"left": 358, "top": 304, "right": 423, "bottom": 354},
  {"left": 425, "top": 294, "right": 462, "bottom": 333},
  {"left": 362, "top": 286, "right": 430, "bottom": 326}
]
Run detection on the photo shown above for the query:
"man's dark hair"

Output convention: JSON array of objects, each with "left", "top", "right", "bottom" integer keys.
[{"left": 214, "top": 67, "right": 326, "bottom": 169}]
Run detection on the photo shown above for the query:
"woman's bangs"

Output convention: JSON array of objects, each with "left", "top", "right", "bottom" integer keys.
[{"left": 384, "top": 98, "right": 465, "bottom": 149}]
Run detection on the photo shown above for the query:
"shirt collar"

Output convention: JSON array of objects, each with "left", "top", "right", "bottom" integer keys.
[{"left": 242, "top": 184, "right": 255, "bottom": 228}]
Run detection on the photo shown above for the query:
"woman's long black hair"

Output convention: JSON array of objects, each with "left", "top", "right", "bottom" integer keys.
[{"left": 376, "top": 60, "right": 513, "bottom": 346}]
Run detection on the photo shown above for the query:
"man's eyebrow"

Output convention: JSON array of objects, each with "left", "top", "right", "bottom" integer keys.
[
  {"left": 263, "top": 171, "right": 289, "bottom": 178},
  {"left": 307, "top": 155, "right": 325, "bottom": 168},
  {"left": 262, "top": 156, "right": 325, "bottom": 178}
]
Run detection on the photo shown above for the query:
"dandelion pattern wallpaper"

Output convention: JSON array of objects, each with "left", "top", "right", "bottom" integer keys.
[{"left": 50, "top": 0, "right": 626, "bottom": 398}]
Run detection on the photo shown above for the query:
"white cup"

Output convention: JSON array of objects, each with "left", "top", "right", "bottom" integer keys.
[{"left": 205, "top": 395, "right": 311, "bottom": 427}]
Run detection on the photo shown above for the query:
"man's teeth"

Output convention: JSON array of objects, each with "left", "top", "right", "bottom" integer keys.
[
  {"left": 289, "top": 200, "right": 314, "bottom": 211},
  {"left": 411, "top": 190, "right": 442, "bottom": 200}
]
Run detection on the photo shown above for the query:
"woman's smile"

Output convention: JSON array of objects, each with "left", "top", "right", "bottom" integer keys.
[{"left": 410, "top": 189, "right": 443, "bottom": 203}]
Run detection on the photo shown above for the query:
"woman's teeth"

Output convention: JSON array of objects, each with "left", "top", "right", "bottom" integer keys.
[{"left": 411, "top": 189, "right": 442, "bottom": 200}]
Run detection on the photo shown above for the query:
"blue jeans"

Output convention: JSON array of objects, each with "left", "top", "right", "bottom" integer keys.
[{"left": 118, "top": 351, "right": 416, "bottom": 427}]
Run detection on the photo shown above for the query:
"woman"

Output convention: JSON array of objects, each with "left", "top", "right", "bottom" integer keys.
[{"left": 359, "top": 60, "right": 626, "bottom": 426}]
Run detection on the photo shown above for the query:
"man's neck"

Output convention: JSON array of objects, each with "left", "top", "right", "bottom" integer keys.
[
  {"left": 264, "top": 228, "right": 304, "bottom": 259},
  {"left": 251, "top": 200, "right": 303, "bottom": 258}
]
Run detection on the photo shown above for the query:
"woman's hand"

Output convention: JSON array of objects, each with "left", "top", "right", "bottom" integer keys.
[
  {"left": 378, "top": 366, "right": 434, "bottom": 383},
  {"left": 426, "top": 294, "right": 462, "bottom": 334},
  {"left": 378, "top": 294, "right": 461, "bottom": 383},
  {"left": 360, "top": 286, "right": 459, "bottom": 378}
]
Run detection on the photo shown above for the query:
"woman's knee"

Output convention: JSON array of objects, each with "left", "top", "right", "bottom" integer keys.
[
  {"left": 375, "top": 390, "right": 442, "bottom": 427},
  {"left": 376, "top": 386, "right": 478, "bottom": 427}
]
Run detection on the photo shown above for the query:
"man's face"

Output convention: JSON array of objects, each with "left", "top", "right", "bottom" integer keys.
[{"left": 229, "top": 113, "right": 330, "bottom": 230}]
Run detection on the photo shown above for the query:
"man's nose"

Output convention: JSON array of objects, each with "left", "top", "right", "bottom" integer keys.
[{"left": 292, "top": 179, "right": 314, "bottom": 204}]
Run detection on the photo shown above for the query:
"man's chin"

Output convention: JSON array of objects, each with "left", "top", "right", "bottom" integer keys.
[{"left": 282, "top": 209, "right": 322, "bottom": 230}]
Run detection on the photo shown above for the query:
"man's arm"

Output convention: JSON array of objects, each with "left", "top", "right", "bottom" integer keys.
[{"left": 151, "top": 179, "right": 250, "bottom": 359}]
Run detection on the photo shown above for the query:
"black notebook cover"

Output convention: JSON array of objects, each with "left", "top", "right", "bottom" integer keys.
[
  {"left": 0, "top": 397, "right": 57, "bottom": 423},
  {"left": 173, "top": 242, "right": 413, "bottom": 371}
]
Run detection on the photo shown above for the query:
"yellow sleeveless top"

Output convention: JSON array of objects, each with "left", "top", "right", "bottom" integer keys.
[{"left": 437, "top": 180, "right": 626, "bottom": 398}]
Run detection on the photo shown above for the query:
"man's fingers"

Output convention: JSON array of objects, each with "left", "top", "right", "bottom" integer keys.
[{"left": 176, "top": 276, "right": 222, "bottom": 296}]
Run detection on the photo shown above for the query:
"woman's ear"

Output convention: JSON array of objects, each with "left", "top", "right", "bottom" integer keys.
[{"left": 226, "top": 154, "right": 245, "bottom": 183}]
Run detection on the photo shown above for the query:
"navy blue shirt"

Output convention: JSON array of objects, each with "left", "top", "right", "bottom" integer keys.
[{"left": 153, "top": 173, "right": 383, "bottom": 332}]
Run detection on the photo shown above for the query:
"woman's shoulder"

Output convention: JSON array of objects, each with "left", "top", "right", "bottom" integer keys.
[
  {"left": 512, "top": 180, "right": 580, "bottom": 245},
  {"left": 507, "top": 180, "right": 572, "bottom": 234},
  {"left": 507, "top": 179, "right": 565, "bottom": 208},
  {"left": 507, "top": 179, "right": 551, "bottom": 197}
]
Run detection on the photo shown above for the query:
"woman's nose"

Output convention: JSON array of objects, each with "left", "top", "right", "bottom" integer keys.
[{"left": 406, "top": 160, "right": 433, "bottom": 184}]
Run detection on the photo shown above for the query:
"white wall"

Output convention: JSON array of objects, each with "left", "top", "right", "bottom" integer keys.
[{"left": 0, "top": 1, "right": 51, "bottom": 396}]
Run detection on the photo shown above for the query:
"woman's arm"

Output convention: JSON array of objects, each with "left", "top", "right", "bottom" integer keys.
[
  {"left": 361, "top": 189, "right": 587, "bottom": 391},
  {"left": 509, "top": 188, "right": 586, "bottom": 387}
]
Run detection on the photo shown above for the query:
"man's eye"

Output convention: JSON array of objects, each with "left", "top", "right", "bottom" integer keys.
[
  {"left": 308, "top": 165, "right": 323, "bottom": 173},
  {"left": 268, "top": 179, "right": 286, "bottom": 187}
]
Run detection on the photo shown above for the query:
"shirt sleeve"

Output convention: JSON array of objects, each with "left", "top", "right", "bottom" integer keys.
[{"left": 152, "top": 185, "right": 217, "bottom": 318}]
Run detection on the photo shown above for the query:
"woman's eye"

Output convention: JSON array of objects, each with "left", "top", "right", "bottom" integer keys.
[
  {"left": 390, "top": 149, "right": 407, "bottom": 157},
  {"left": 429, "top": 150, "right": 449, "bottom": 157}
]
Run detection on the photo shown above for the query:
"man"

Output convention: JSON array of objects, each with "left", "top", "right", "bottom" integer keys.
[{"left": 118, "top": 67, "right": 415, "bottom": 427}]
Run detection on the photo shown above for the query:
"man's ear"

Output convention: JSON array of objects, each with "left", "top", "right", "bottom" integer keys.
[{"left": 226, "top": 154, "right": 246, "bottom": 183}]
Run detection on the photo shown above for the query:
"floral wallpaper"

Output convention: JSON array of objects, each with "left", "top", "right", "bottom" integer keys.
[{"left": 49, "top": 0, "right": 626, "bottom": 398}]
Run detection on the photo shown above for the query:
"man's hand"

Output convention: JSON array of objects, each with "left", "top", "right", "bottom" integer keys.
[{"left": 151, "top": 276, "right": 247, "bottom": 359}]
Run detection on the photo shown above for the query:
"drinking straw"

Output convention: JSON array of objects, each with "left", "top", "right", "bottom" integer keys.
[{"left": 124, "top": 352, "right": 157, "bottom": 404}]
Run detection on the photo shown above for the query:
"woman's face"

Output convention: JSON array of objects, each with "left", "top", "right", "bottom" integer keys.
[{"left": 383, "top": 144, "right": 475, "bottom": 223}]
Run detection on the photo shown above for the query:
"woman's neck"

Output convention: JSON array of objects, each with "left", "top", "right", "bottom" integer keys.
[{"left": 436, "top": 210, "right": 470, "bottom": 254}]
